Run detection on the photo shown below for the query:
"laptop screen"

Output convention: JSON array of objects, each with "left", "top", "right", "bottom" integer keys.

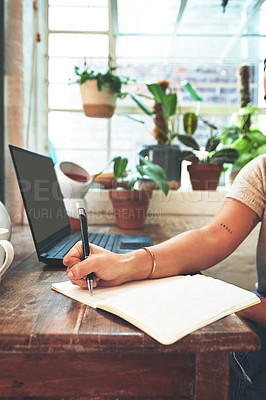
[{"left": 10, "top": 146, "right": 69, "bottom": 245}]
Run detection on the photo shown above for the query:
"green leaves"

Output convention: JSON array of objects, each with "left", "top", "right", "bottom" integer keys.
[
  {"left": 129, "top": 93, "right": 154, "bottom": 116},
  {"left": 73, "top": 60, "right": 130, "bottom": 96},
  {"left": 112, "top": 156, "right": 128, "bottom": 180},
  {"left": 210, "top": 149, "right": 238, "bottom": 165},
  {"left": 205, "top": 136, "right": 220, "bottom": 152},
  {"left": 137, "top": 155, "right": 169, "bottom": 195},
  {"left": 178, "top": 134, "right": 200, "bottom": 150},
  {"left": 181, "top": 80, "right": 203, "bottom": 102},
  {"left": 162, "top": 93, "right": 177, "bottom": 117},
  {"left": 130, "top": 83, "right": 178, "bottom": 120},
  {"left": 183, "top": 112, "right": 198, "bottom": 135},
  {"left": 97, "top": 155, "right": 169, "bottom": 196},
  {"left": 147, "top": 84, "right": 177, "bottom": 117},
  {"left": 245, "top": 130, "right": 266, "bottom": 147},
  {"left": 147, "top": 84, "right": 165, "bottom": 103}
]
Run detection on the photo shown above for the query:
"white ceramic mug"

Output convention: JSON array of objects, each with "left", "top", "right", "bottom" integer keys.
[{"left": 0, "top": 228, "right": 14, "bottom": 281}]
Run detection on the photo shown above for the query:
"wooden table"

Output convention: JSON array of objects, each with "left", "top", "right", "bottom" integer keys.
[{"left": 0, "top": 224, "right": 260, "bottom": 400}]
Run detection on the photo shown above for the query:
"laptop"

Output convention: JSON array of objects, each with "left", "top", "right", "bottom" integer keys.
[{"left": 9, "top": 145, "right": 153, "bottom": 266}]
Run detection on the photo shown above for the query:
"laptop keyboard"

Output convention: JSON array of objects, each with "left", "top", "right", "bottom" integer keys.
[
  {"left": 47, "top": 232, "right": 118, "bottom": 259},
  {"left": 88, "top": 233, "right": 117, "bottom": 251}
]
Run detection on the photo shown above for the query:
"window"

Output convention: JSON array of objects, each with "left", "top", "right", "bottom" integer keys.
[{"left": 48, "top": 0, "right": 266, "bottom": 175}]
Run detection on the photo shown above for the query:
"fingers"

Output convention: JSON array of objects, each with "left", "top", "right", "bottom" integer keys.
[
  {"left": 69, "top": 278, "right": 87, "bottom": 288},
  {"left": 63, "top": 241, "right": 122, "bottom": 289},
  {"left": 63, "top": 241, "right": 83, "bottom": 268},
  {"left": 69, "top": 272, "right": 101, "bottom": 290},
  {"left": 64, "top": 243, "right": 103, "bottom": 281},
  {"left": 66, "top": 259, "right": 93, "bottom": 281},
  {"left": 63, "top": 242, "right": 105, "bottom": 268}
]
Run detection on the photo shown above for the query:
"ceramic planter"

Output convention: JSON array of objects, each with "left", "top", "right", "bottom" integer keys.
[
  {"left": 109, "top": 189, "right": 153, "bottom": 229},
  {"left": 187, "top": 163, "right": 223, "bottom": 190},
  {"left": 139, "top": 144, "right": 183, "bottom": 190},
  {"left": 79, "top": 80, "right": 116, "bottom": 118},
  {"left": 55, "top": 161, "right": 92, "bottom": 231}
]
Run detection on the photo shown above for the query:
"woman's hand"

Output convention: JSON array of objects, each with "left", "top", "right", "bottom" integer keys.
[{"left": 63, "top": 241, "right": 133, "bottom": 289}]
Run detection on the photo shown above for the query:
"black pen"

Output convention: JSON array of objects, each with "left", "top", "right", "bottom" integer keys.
[{"left": 78, "top": 207, "right": 93, "bottom": 295}]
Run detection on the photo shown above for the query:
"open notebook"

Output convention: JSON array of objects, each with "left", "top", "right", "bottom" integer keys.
[{"left": 52, "top": 275, "right": 260, "bottom": 345}]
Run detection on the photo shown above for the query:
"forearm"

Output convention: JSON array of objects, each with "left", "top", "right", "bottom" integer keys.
[
  {"left": 123, "top": 227, "right": 235, "bottom": 281},
  {"left": 125, "top": 199, "right": 259, "bottom": 282}
]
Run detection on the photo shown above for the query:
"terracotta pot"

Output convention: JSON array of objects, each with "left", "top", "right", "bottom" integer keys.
[
  {"left": 187, "top": 163, "right": 223, "bottom": 190},
  {"left": 79, "top": 80, "right": 116, "bottom": 118},
  {"left": 109, "top": 189, "right": 153, "bottom": 229},
  {"left": 92, "top": 172, "right": 118, "bottom": 189}
]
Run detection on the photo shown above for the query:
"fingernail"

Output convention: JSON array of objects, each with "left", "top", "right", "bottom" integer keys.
[{"left": 68, "top": 271, "right": 74, "bottom": 279}]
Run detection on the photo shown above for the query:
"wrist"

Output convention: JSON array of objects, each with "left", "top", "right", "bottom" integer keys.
[{"left": 120, "top": 249, "right": 152, "bottom": 282}]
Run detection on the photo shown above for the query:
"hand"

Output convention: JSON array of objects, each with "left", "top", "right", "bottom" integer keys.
[{"left": 63, "top": 241, "right": 130, "bottom": 289}]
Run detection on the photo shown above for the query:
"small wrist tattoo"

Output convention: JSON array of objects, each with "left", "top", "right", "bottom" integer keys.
[{"left": 220, "top": 223, "right": 232, "bottom": 234}]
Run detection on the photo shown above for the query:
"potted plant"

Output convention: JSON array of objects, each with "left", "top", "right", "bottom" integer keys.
[
  {"left": 221, "top": 104, "right": 266, "bottom": 181},
  {"left": 220, "top": 65, "right": 266, "bottom": 181},
  {"left": 178, "top": 118, "right": 238, "bottom": 190},
  {"left": 130, "top": 80, "right": 186, "bottom": 189},
  {"left": 74, "top": 58, "right": 130, "bottom": 118},
  {"left": 95, "top": 155, "right": 169, "bottom": 229},
  {"left": 130, "top": 80, "right": 204, "bottom": 189}
]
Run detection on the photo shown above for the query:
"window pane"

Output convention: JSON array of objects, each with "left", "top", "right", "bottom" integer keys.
[
  {"left": 48, "top": 111, "right": 109, "bottom": 173},
  {"left": 49, "top": 33, "right": 108, "bottom": 57},
  {"left": 111, "top": 114, "right": 155, "bottom": 148},
  {"left": 260, "top": 10, "right": 266, "bottom": 34},
  {"left": 117, "top": 36, "right": 171, "bottom": 58},
  {"left": 48, "top": 84, "right": 82, "bottom": 109},
  {"left": 118, "top": 35, "right": 264, "bottom": 62},
  {"left": 118, "top": 0, "right": 179, "bottom": 34},
  {"left": 49, "top": 6, "right": 108, "bottom": 31},
  {"left": 179, "top": 0, "right": 260, "bottom": 35},
  {"left": 49, "top": 0, "right": 107, "bottom": 7},
  {"left": 48, "top": 111, "right": 108, "bottom": 148}
]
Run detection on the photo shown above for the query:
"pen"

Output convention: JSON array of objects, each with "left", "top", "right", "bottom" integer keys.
[{"left": 78, "top": 207, "right": 93, "bottom": 295}]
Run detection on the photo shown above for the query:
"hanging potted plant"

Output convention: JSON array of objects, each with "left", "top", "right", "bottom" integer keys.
[
  {"left": 130, "top": 80, "right": 202, "bottom": 189},
  {"left": 95, "top": 155, "right": 169, "bottom": 229},
  {"left": 73, "top": 58, "right": 130, "bottom": 118}
]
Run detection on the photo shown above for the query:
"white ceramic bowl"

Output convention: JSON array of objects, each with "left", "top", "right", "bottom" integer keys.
[{"left": 55, "top": 161, "right": 92, "bottom": 199}]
